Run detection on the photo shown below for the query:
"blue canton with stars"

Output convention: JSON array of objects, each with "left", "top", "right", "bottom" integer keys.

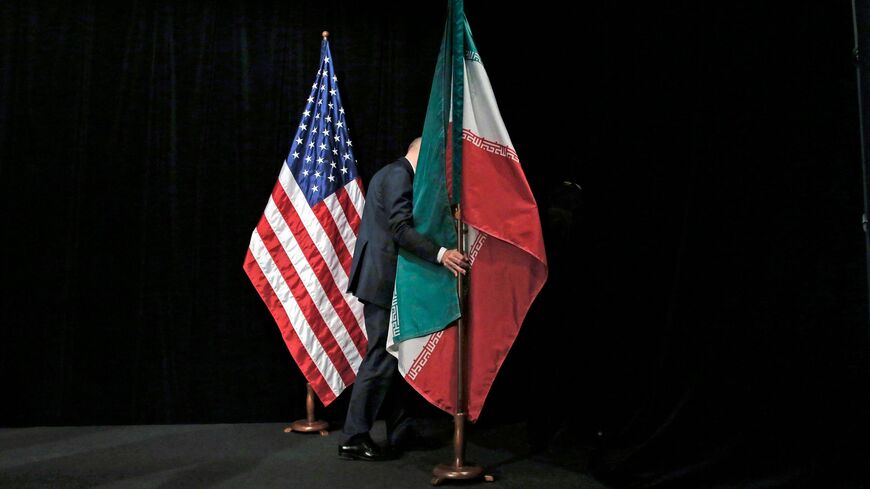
[{"left": 286, "top": 38, "right": 358, "bottom": 207}]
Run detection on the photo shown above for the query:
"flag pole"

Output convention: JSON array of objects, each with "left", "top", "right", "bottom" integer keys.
[
  {"left": 432, "top": 204, "right": 493, "bottom": 485},
  {"left": 851, "top": 0, "right": 870, "bottom": 328},
  {"left": 283, "top": 30, "right": 335, "bottom": 439},
  {"left": 284, "top": 382, "right": 329, "bottom": 436}
]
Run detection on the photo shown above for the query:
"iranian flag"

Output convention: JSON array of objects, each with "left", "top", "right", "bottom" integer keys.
[{"left": 388, "top": 1, "right": 548, "bottom": 422}]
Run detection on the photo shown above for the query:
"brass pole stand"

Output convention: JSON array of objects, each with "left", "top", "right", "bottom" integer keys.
[
  {"left": 431, "top": 205, "right": 493, "bottom": 485},
  {"left": 284, "top": 383, "right": 329, "bottom": 436}
]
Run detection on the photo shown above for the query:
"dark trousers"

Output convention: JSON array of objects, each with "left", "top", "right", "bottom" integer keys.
[{"left": 342, "top": 303, "right": 411, "bottom": 444}]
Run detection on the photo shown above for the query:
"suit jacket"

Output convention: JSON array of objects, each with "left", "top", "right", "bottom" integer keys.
[{"left": 347, "top": 157, "right": 440, "bottom": 308}]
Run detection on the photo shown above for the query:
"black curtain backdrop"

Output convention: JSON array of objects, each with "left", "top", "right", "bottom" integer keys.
[{"left": 2, "top": 1, "right": 869, "bottom": 488}]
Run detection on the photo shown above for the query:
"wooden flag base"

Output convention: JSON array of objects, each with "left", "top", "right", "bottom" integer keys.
[
  {"left": 430, "top": 412, "right": 493, "bottom": 485},
  {"left": 283, "top": 383, "right": 329, "bottom": 436},
  {"left": 432, "top": 463, "right": 494, "bottom": 486},
  {"left": 285, "top": 418, "right": 328, "bottom": 435}
]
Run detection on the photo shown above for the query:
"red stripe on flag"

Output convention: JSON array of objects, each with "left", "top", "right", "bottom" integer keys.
[
  {"left": 271, "top": 185, "right": 368, "bottom": 357},
  {"left": 461, "top": 137, "right": 547, "bottom": 422},
  {"left": 255, "top": 216, "right": 357, "bottom": 388},
  {"left": 404, "top": 328, "right": 458, "bottom": 415},
  {"left": 465, "top": 236, "right": 545, "bottom": 421},
  {"left": 311, "top": 201, "right": 353, "bottom": 276},
  {"left": 243, "top": 247, "right": 337, "bottom": 405},
  {"left": 461, "top": 137, "right": 547, "bottom": 263},
  {"left": 402, "top": 235, "right": 546, "bottom": 422},
  {"left": 334, "top": 185, "right": 361, "bottom": 235}
]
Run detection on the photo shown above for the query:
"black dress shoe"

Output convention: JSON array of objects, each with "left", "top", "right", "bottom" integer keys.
[{"left": 338, "top": 436, "right": 395, "bottom": 461}]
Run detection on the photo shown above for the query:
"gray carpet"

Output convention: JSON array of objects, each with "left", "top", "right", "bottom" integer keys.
[{"left": 0, "top": 421, "right": 609, "bottom": 489}]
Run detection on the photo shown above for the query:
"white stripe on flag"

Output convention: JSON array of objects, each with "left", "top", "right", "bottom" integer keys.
[
  {"left": 321, "top": 191, "right": 366, "bottom": 332},
  {"left": 345, "top": 178, "right": 366, "bottom": 220},
  {"left": 323, "top": 192, "right": 358, "bottom": 267},
  {"left": 279, "top": 164, "right": 350, "bottom": 286},
  {"left": 248, "top": 227, "right": 346, "bottom": 396},
  {"left": 280, "top": 165, "right": 365, "bottom": 336},
  {"left": 462, "top": 59, "right": 514, "bottom": 149},
  {"left": 263, "top": 194, "right": 363, "bottom": 371}
]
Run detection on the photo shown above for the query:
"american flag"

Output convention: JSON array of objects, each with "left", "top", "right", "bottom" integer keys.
[{"left": 243, "top": 37, "right": 367, "bottom": 405}]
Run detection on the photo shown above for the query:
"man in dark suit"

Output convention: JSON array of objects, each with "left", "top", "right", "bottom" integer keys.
[{"left": 338, "top": 137, "right": 468, "bottom": 461}]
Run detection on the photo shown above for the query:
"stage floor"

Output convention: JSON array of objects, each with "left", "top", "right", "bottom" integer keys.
[{"left": 0, "top": 420, "right": 608, "bottom": 489}]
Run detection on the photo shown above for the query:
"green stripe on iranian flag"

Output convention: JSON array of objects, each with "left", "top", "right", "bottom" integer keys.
[{"left": 390, "top": 3, "right": 462, "bottom": 346}]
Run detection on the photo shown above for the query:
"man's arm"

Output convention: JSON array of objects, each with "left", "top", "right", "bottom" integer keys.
[
  {"left": 385, "top": 167, "right": 468, "bottom": 275},
  {"left": 440, "top": 249, "right": 469, "bottom": 276}
]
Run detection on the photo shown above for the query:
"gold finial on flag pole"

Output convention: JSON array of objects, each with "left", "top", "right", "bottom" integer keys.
[{"left": 322, "top": 31, "right": 329, "bottom": 40}]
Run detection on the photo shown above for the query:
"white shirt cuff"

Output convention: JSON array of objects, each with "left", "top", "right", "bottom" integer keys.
[{"left": 437, "top": 247, "right": 447, "bottom": 263}]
